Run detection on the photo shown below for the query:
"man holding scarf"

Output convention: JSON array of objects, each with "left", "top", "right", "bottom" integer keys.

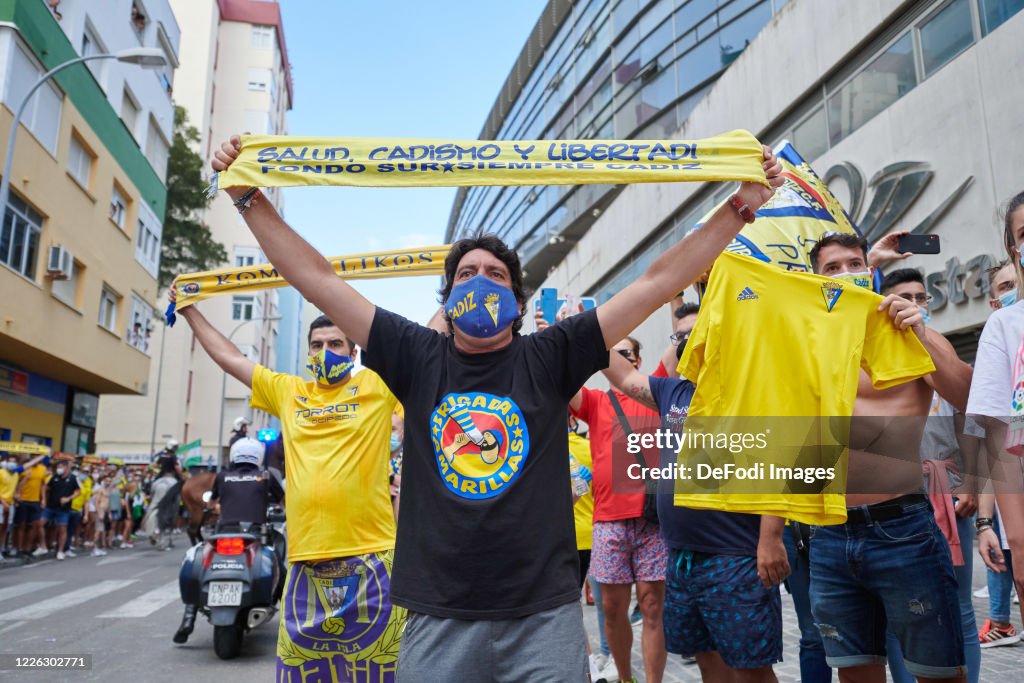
[
  {"left": 210, "top": 133, "right": 782, "bottom": 681},
  {"left": 170, "top": 296, "right": 403, "bottom": 682}
]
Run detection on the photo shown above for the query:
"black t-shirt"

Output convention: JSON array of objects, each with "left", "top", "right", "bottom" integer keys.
[
  {"left": 211, "top": 465, "right": 283, "bottom": 527},
  {"left": 45, "top": 474, "right": 80, "bottom": 511},
  {"left": 365, "top": 307, "right": 608, "bottom": 619}
]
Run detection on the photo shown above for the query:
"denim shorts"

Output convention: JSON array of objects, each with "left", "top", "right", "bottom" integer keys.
[
  {"left": 42, "top": 507, "right": 70, "bottom": 526},
  {"left": 808, "top": 500, "right": 965, "bottom": 679},
  {"left": 663, "top": 548, "right": 782, "bottom": 669}
]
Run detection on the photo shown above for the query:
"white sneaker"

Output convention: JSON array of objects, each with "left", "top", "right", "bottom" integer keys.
[
  {"left": 598, "top": 658, "right": 619, "bottom": 682},
  {"left": 56, "top": 551, "right": 65, "bottom": 561},
  {"left": 974, "top": 586, "right": 990, "bottom": 598},
  {"left": 32, "top": 547, "right": 48, "bottom": 557},
  {"left": 64, "top": 549, "right": 77, "bottom": 558},
  {"left": 589, "top": 654, "right": 608, "bottom": 682},
  {"left": 91, "top": 549, "right": 107, "bottom": 557},
  {"left": 1014, "top": 591, "right": 1020, "bottom": 605}
]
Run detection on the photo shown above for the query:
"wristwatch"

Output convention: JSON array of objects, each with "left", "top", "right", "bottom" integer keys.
[{"left": 728, "top": 194, "right": 756, "bottom": 224}]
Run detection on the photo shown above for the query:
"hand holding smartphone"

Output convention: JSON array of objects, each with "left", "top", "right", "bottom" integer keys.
[{"left": 897, "top": 234, "right": 940, "bottom": 255}]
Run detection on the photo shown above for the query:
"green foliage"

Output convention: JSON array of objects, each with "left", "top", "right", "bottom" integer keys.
[{"left": 159, "top": 106, "right": 227, "bottom": 289}]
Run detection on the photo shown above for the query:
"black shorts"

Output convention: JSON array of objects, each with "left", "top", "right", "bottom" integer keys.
[
  {"left": 14, "top": 501, "right": 41, "bottom": 525},
  {"left": 578, "top": 549, "right": 591, "bottom": 589}
]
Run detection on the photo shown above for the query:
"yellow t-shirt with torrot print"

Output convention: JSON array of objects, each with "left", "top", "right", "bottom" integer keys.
[{"left": 251, "top": 365, "right": 398, "bottom": 562}]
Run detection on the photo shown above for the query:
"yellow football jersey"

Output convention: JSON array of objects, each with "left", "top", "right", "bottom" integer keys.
[
  {"left": 674, "top": 252, "right": 935, "bottom": 524},
  {"left": 251, "top": 365, "right": 398, "bottom": 561},
  {"left": 70, "top": 477, "right": 92, "bottom": 512},
  {"left": 568, "top": 432, "right": 594, "bottom": 551}
]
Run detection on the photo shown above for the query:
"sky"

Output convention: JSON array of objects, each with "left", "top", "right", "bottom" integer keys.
[{"left": 277, "top": 2, "right": 549, "bottom": 324}]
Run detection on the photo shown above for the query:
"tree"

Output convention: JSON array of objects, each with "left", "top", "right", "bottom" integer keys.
[{"left": 159, "top": 106, "right": 227, "bottom": 289}]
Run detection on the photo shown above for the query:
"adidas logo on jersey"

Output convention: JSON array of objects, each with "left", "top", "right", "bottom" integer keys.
[{"left": 736, "top": 286, "right": 759, "bottom": 301}]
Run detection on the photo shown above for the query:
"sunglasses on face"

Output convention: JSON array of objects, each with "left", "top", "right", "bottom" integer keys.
[{"left": 616, "top": 349, "right": 636, "bottom": 361}]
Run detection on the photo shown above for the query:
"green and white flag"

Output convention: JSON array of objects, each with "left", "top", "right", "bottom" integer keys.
[{"left": 176, "top": 439, "right": 203, "bottom": 469}]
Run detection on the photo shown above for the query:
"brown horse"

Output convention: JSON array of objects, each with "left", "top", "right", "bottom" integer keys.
[{"left": 181, "top": 471, "right": 218, "bottom": 545}]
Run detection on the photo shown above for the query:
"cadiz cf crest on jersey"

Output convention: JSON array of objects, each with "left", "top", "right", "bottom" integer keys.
[
  {"left": 430, "top": 392, "right": 530, "bottom": 499},
  {"left": 821, "top": 283, "right": 843, "bottom": 312}
]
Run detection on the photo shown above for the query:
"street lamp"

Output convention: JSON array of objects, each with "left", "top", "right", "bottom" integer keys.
[
  {"left": 217, "top": 315, "right": 281, "bottom": 466},
  {"left": 0, "top": 47, "right": 167, "bottom": 213}
]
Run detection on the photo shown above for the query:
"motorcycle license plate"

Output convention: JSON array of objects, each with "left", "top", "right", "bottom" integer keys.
[{"left": 208, "top": 581, "right": 242, "bottom": 606}]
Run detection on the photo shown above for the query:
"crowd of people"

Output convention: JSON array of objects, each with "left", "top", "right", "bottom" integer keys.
[
  {"left": 0, "top": 455, "right": 181, "bottom": 563},
  {"left": 169, "top": 135, "right": 1024, "bottom": 682},
  {"left": 6, "top": 136, "right": 1022, "bottom": 683}
]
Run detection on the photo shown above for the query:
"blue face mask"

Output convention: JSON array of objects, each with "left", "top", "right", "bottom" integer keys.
[
  {"left": 306, "top": 348, "right": 354, "bottom": 386},
  {"left": 445, "top": 275, "right": 519, "bottom": 338},
  {"left": 999, "top": 290, "right": 1018, "bottom": 309},
  {"left": 921, "top": 310, "right": 932, "bottom": 326},
  {"left": 390, "top": 434, "right": 401, "bottom": 452}
]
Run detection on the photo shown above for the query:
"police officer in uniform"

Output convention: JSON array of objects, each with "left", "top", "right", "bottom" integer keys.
[
  {"left": 173, "top": 437, "right": 284, "bottom": 644},
  {"left": 210, "top": 437, "right": 284, "bottom": 531}
]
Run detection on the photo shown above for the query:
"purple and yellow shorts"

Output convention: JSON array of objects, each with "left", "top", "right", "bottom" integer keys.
[{"left": 276, "top": 549, "right": 405, "bottom": 683}]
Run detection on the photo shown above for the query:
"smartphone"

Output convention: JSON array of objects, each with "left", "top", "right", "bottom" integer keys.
[
  {"left": 897, "top": 233, "right": 940, "bottom": 254},
  {"left": 537, "top": 288, "right": 558, "bottom": 325}
]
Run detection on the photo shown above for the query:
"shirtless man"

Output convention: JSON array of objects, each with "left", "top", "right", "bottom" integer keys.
[
  {"left": 91, "top": 477, "right": 110, "bottom": 556},
  {"left": 807, "top": 231, "right": 972, "bottom": 683}
]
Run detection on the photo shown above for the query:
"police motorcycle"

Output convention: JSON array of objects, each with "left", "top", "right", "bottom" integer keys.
[{"left": 176, "top": 438, "right": 285, "bottom": 659}]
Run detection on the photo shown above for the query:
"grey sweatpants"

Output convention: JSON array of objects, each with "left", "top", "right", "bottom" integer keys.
[{"left": 396, "top": 601, "right": 587, "bottom": 682}]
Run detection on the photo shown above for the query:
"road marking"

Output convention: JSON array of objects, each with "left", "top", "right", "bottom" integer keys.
[
  {"left": 0, "top": 581, "right": 63, "bottom": 605},
  {"left": 0, "top": 620, "right": 25, "bottom": 634},
  {"left": 0, "top": 580, "right": 137, "bottom": 620},
  {"left": 97, "top": 580, "right": 180, "bottom": 619},
  {"left": 96, "top": 554, "right": 141, "bottom": 567}
]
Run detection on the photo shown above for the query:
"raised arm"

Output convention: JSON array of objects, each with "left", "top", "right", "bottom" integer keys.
[
  {"left": 212, "top": 136, "right": 375, "bottom": 347},
  {"left": 172, "top": 287, "right": 256, "bottom": 388},
  {"left": 596, "top": 147, "right": 782, "bottom": 348},
  {"left": 920, "top": 328, "right": 973, "bottom": 413},
  {"left": 20, "top": 453, "right": 49, "bottom": 470},
  {"left": 658, "top": 343, "right": 681, "bottom": 379},
  {"left": 878, "top": 295, "right": 973, "bottom": 412},
  {"left": 603, "top": 350, "right": 657, "bottom": 412}
]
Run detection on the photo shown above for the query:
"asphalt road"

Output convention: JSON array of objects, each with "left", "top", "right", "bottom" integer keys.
[
  {"left": 1, "top": 537, "right": 1021, "bottom": 682},
  {"left": 0, "top": 537, "right": 277, "bottom": 682}
]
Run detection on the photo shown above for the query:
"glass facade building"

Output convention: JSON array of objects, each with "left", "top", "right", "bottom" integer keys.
[
  {"left": 446, "top": 0, "right": 788, "bottom": 286},
  {"left": 449, "top": 0, "right": 1023, "bottom": 301},
  {"left": 590, "top": 0, "right": 1023, "bottom": 304}
]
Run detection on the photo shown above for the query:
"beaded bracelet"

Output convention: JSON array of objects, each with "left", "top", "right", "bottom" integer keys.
[{"left": 233, "top": 187, "right": 262, "bottom": 215}]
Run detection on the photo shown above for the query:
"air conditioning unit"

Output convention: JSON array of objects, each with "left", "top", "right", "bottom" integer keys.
[{"left": 46, "top": 246, "right": 73, "bottom": 280}]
